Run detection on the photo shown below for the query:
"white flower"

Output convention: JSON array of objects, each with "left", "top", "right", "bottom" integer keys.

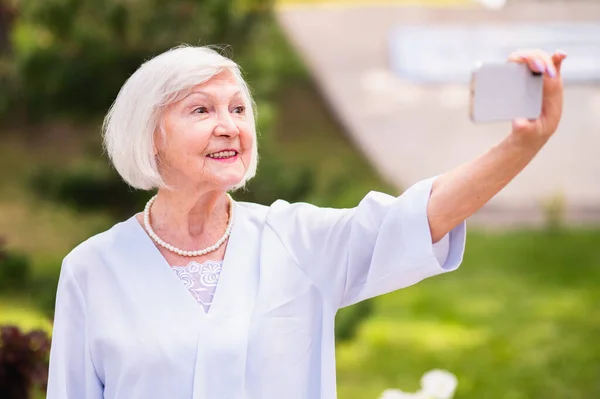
[{"left": 419, "top": 369, "right": 458, "bottom": 399}]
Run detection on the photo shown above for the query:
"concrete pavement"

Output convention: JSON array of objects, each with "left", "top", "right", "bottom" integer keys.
[{"left": 276, "top": 2, "right": 600, "bottom": 227}]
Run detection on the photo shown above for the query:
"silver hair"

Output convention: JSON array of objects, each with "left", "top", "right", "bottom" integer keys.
[{"left": 102, "top": 45, "right": 259, "bottom": 191}]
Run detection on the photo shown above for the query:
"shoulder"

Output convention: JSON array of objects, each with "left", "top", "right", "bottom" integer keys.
[
  {"left": 234, "top": 198, "right": 350, "bottom": 240},
  {"left": 61, "top": 217, "right": 135, "bottom": 274},
  {"left": 234, "top": 200, "right": 270, "bottom": 221},
  {"left": 260, "top": 189, "right": 415, "bottom": 240},
  {"left": 264, "top": 198, "right": 355, "bottom": 238},
  {"left": 233, "top": 198, "right": 346, "bottom": 225}
]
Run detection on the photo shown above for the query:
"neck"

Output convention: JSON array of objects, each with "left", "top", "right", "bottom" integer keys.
[{"left": 148, "top": 188, "right": 231, "bottom": 243}]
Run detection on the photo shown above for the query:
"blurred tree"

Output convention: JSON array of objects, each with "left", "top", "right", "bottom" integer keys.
[
  {"left": 0, "top": 0, "right": 16, "bottom": 54},
  {"left": 19, "top": 0, "right": 273, "bottom": 51},
  {"left": 9, "top": 0, "right": 274, "bottom": 117},
  {"left": 0, "top": 237, "right": 32, "bottom": 293}
]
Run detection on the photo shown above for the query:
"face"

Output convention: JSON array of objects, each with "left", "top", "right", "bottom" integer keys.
[{"left": 156, "top": 70, "right": 254, "bottom": 191}]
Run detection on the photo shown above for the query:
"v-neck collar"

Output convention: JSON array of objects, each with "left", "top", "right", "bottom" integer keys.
[{"left": 125, "top": 200, "right": 257, "bottom": 321}]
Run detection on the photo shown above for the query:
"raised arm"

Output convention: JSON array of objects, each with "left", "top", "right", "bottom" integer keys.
[{"left": 427, "top": 50, "right": 567, "bottom": 242}]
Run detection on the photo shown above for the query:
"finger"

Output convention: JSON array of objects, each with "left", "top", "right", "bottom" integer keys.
[
  {"left": 509, "top": 50, "right": 560, "bottom": 78},
  {"left": 539, "top": 53, "right": 557, "bottom": 78},
  {"left": 508, "top": 51, "right": 535, "bottom": 66},
  {"left": 552, "top": 50, "right": 567, "bottom": 74},
  {"left": 528, "top": 52, "right": 555, "bottom": 78},
  {"left": 507, "top": 49, "right": 539, "bottom": 64},
  {"left": 555, "top": 49, "right": 568, "bottom": 58},
  {"left": 529, "top": 55, "right": 547, "bottom": 75},
  {"left": 509, "top": 52, "right": 546, "bottom": 74}
]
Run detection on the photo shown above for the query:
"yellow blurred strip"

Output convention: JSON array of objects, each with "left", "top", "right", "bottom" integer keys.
[
  {"left": 277, "top": 0, "right": 475, "bottom": 9},
  {"left": 0, "top": 302, "right": 53, "bottom": 334}
]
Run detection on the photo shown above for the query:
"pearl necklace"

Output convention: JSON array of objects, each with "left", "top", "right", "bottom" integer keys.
[{"left": 143, "top": 194, "right": 235, "bottom": 257}]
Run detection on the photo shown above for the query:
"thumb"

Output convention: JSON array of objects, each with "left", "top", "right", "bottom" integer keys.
[{"left": 512, "top": 118, "right": 533, "bottom": 131}]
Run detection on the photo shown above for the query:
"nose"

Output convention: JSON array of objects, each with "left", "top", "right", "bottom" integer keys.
[{"left": 214, "top": 110, "right": 240, "bottom": 138}]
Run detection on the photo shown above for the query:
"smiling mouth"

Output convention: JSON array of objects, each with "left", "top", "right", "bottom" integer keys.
[{"left": 206, "top": 150, "right": 238, "bottom": 159}]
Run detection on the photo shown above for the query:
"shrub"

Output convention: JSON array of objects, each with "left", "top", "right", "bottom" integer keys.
[
  {"left": 0, "top": 325, "right": 51, "bottom": 399},
  {"left": 335, "top": 300, "right": 374, "bottom": 342},
  {"left": 30, "top": 160, "right": 150, "bottom": 218}
]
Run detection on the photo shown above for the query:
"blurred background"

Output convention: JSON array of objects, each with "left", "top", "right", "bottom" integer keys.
[{"left": 0, "top": 0, "right": 599, "bottom": 398}]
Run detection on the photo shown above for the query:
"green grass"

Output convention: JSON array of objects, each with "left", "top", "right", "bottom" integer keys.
[{"left": 337, "top": 229, "right": 600, "bottom": 399}]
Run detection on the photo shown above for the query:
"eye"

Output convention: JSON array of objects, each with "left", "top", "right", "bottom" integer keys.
[
  {"left": 232, "top": 106, "right": 246, "bottom": 114},
  {"left": 193, "top": 106, "right": 208, "bottom": 114}
]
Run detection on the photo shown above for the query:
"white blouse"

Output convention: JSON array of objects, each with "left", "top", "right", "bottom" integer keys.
[
  {"left": 173, "top": 235, "right": 450, "bottom": 314},
  {"left": 47, "top": 177, "right": 466, "bottom": 399}
]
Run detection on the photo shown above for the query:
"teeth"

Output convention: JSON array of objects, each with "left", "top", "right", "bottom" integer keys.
[{"left": 207, "top": 150, "right": 237, "bottom": 159}]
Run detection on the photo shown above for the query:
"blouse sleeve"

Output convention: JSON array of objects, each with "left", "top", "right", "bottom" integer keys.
[
  {"left": 265, "top": 176, "right": 467, "bottom": 309},
  {"left": 47, "top": 259, "right": 103, "bottom": 399}
]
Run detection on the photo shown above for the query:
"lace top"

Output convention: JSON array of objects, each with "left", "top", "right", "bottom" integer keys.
[{"left": 172, "top": 260, "right": 223, "bottom": 312}]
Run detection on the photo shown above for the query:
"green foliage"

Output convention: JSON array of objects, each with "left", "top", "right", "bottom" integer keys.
[
  {"left": 30, "top": 159, "right": 150, "bottom": 218},
  {"left": 235, "top": 124, "right": 317, "bottom": 205},
  {"left": 335, "top": 300, "right": 374, "bottom": 342},
  {"left": 0, "top": 56, "right": 13, "bottom": 116},
  {"left": 0, "top": 239, "right": 32, "bottom": 293},
  {"left": 0, "top": 239, "right": 58, "bottom": 319},
  {"left": 236, "top": 160, "right": 316, "bottom": 205},
  {"left": 30, "top": 271, "right": 60, "bottom": 319},
  {"left": 5, "top": 0, "right": 274, "bottom": 118}
]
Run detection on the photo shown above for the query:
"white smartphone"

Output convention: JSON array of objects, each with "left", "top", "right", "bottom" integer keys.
[{"left": 469, "top": 62, "right": 544, "bottom": 123}]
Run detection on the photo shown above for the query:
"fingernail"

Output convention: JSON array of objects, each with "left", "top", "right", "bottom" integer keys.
[
  {"left": 534, "top": 60, "right": 545, "bottom": 72},
  {"left": 548, "top": 64, "right": 557, "bottom": 78},
  {"left": 557, "top": 49, "right": 568, "bottom": 57}
]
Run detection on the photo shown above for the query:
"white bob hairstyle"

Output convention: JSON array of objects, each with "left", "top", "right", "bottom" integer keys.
[{"left": 102, "top": 45, "right": 258, "bottom": 191}]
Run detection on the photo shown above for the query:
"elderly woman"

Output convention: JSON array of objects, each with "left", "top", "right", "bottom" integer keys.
[{"left": 47, "top": 45, "right": 566, "bottom": 398}]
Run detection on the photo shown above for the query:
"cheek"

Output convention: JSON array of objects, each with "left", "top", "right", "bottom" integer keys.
[
  {"left": 240, "top": 125, "right": 255, "bottom": 149},
  {"left": 173, "top": 123, "right": 211, "bottom": 152},
  {"left": 159, "top": 128, "right": 210, "bottom": 168},
  {"left": 241, "top": 132, "right": 255, "bottom": 162}
]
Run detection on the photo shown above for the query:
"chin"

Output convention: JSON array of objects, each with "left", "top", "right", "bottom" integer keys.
[
  {"left": 202, "top": 164, "right": 247, "bottom": 191},
  {"left": 215, "top": 175, "right": 246, "bottom": 191}
]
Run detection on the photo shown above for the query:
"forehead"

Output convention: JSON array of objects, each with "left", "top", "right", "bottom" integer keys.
[{"left": 191, "top": 70, "right": 242, "bottom": 98}]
